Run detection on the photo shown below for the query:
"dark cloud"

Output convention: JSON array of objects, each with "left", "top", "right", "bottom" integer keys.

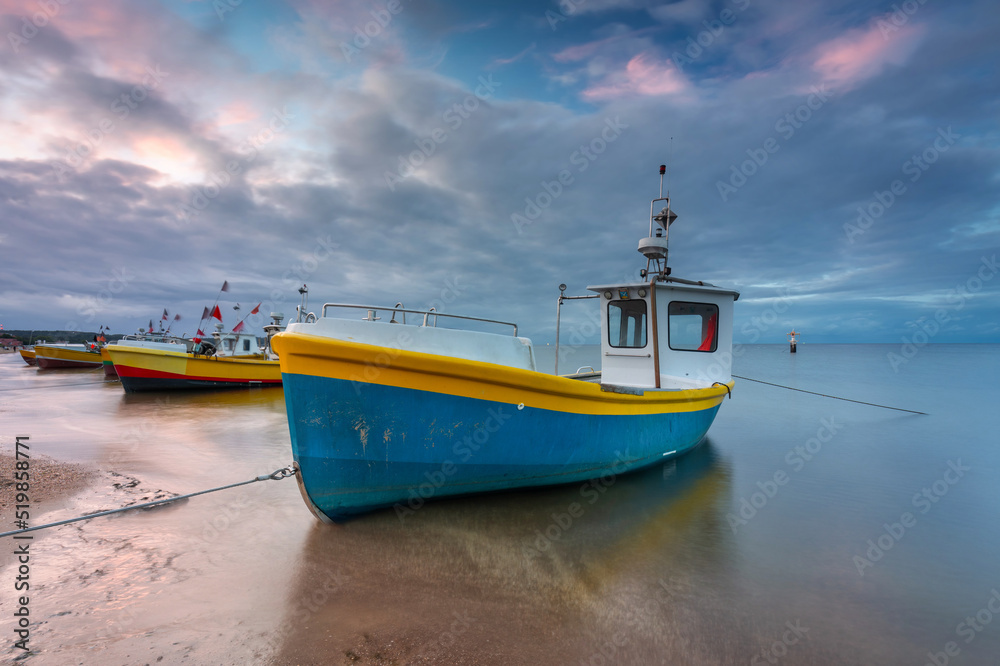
[{"left": 0, "top": 0, "right": 997, "bottom": 344}]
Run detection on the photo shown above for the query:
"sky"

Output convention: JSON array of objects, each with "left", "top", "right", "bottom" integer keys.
[{"left": 0, "top": 0, "right": 997, "bottom": 344}]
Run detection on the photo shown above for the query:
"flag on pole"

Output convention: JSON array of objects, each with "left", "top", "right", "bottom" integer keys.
[
  {"left": 162, "top": 309, "right": 169, "bottom": 321},
  {"left": 211, "top": 305, "right": 223, "bottom": 321},
  {"left": 149, "top": 320, "right": 154, "bottom": 331},
  {"left": 201, "top": 306, "right": 209, "bottom": 320},
  {"left": 250, "top": 303, "right": 260, "bottom": 315},
  {"left": 173, "top": 314, "right": 182, "bottom": 321},
  {"left": 221, "top": 281, "right": 230, "bottom": 292},
  {"left": 232, "top": 321, "right": 245, "bottom": 333}
]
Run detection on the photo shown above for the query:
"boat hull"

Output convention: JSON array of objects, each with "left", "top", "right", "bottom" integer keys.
[
  {"left": 19, "top": 349, "right": 36, "bottom": 366},
  {"left": 106, "top": 346, "right": 281, "bottom": 393},
  {"left": 273, "top": 332, "right": 731, "bottom": 522},
  {"left": 100, "top": 347, "right": 118, "bottom": 378},
  {"left": 34, "top": 345, "right": 102, "bottom": 369}
]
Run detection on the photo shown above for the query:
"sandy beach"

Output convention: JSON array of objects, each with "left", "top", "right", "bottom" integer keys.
[{"left": 0, "top": 453, "right": 98, "bottom": 571}]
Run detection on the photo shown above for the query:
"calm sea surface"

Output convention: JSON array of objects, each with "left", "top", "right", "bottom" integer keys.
[{"left": 1, "top": 344, "right": 998, "bottom": 664}]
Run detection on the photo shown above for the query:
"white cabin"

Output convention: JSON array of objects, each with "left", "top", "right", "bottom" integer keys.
[{"left": 587, "top": 281, "right": 738, "bottom": 389}]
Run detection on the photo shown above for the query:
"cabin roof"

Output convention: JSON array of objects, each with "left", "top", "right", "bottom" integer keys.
[{"left": 586, "top": 281, "right": 740, "bottom": 301}]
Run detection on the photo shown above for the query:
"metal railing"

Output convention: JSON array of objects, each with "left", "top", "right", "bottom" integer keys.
[{"left": 319, "top": 303, "right": 519, "bottom": 336}]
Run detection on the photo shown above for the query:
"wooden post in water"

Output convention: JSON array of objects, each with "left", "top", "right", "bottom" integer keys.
[{"left": 787, "top": 329, "right": 799, "bottom": 353}]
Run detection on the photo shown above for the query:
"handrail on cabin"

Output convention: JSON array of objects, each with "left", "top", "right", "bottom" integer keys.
[{"left": 320, "top": 303, "right": 519, "bottom": 336}]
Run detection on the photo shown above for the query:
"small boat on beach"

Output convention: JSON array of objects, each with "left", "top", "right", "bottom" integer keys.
[
  {"left": 107, "top": 316, "right": 286, "bottom": 392},
  {"left": 19, "top": 348, "right": 36, "bottom": 366},
  {"left": 34, "top": 343, "right": 103, "bottom": 369},
  {"left": 100, "top": 347, "right": 118, "bottom": 377},
  {"left": 272, "top": 166, "right": 740, "bottom": 522}
]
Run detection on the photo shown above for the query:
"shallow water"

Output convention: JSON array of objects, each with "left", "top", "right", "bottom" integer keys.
[{"left": 1, "top": 344, "right": 998, "bottom": 664}]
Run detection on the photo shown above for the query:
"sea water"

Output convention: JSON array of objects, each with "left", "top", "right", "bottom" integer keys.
[{"left": 0, "top": 344, "right": 998, "bottom": 664}]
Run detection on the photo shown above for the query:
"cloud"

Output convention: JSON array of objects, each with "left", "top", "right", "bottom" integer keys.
[
  {"left": 0, "top": 0, "right": 997, "bottom": 345},
  {"left": 581, "top": 52, "right": 689, "bottom": 100},
  {"left": 811, "top": 19, "right": 926, "bottom": 90}
]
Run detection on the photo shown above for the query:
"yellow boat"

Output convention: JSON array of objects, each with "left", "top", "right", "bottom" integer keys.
[
  {"left": 106, "top": 329, "right": 282, "bottom": 392},
  {"left": 18, "top": 348, "right": 36, "bottom": 366},
  {"left": 33, "top": 344, "right": 103, "bottom": 369},
  {"left": 100, "top": 347, "right": 118, "bottom": 378}
]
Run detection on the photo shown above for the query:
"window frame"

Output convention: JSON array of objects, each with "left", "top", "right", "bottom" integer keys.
[
  {"left": 667, "top": 301, "right": 719, "bottom": 353},
  {"left": 607, "top": 298, "right": 648, "bottom": 349}
]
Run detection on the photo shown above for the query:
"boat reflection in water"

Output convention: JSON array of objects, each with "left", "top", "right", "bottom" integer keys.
[{"left": 273, "top": 443, "right": 753, "bottom": 664}]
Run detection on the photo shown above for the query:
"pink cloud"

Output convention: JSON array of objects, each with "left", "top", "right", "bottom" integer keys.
[
  {"left": 582, "top": 53, "right": 688, "bottom": 101},
  {"left": 812, "top": 19, "right": 926, "bottom": 89}
]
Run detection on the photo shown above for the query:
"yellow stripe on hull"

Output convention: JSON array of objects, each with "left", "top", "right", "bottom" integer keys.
[
  {"left": 106, "top": 346, "right": 281, "bottom": 382},
  {"left": 272, "top": 332, "right": 732, "bottom": 416},
  {"left": 34, "top": 345, "right": 103, "bottom": 367}
]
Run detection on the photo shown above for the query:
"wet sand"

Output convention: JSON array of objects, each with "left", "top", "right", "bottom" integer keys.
[
  {"left": 0, "top": 453, "right": 98, "bottom": 571},
  {"left": 1, "top": 444, "right": 766, "bottom": 665}
]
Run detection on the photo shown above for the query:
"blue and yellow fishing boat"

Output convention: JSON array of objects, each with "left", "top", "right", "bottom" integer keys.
[{"left": 272, "top": 167, "right": 739, "bottom": 521}]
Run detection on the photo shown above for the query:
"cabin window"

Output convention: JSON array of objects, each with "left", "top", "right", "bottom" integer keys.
[
  {"left": 243, "top": 339, "right": 251, "bottom": 352},
  {"left": 668, "top": 301, "right": 719, "bottom": 352},
  {"left": 223, "top": 339, "right": 234, "bottom": 351},
  {"left": 608, "top": 300, "right": 647, "bottom": 348}
]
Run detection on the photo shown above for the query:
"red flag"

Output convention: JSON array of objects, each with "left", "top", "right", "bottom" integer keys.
[
  {"left": 162, "top": 309, "right": 169, "bottom": 321},
  {"left": 173, "top": 314, "right": 182, "bottom": 321},
  {"left": 211, "top": 305, "right": 222, "bottom": 321},
  {"left": 232, "top": 321, "right": 245, "bottom": 333},
  {"left": 250, "top": 303, "right": 260, "bottom": 315},
  {"left": 201, "top": 306, "right": 209, "bottom": 320},
  {"left": 149, "top": 320, "right": 154, "bottom": 331},
  {"left": 196, "top": 329, "right": 205, "bottom": 337},
  {"left": 221, "top": 281, "right": 230, "bottom": 292}
]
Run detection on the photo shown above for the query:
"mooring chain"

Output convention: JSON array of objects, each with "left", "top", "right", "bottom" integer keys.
[
  {"left": 263, "top": 464, "right": 298, "bottom": 481},
  {"left": 0, "top": 463, "right": 299, "bottom": 539}
]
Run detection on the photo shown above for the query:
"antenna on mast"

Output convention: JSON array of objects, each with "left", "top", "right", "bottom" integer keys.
[{"left": 666, "top": 136, "right": 673, "bottom": 197}]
